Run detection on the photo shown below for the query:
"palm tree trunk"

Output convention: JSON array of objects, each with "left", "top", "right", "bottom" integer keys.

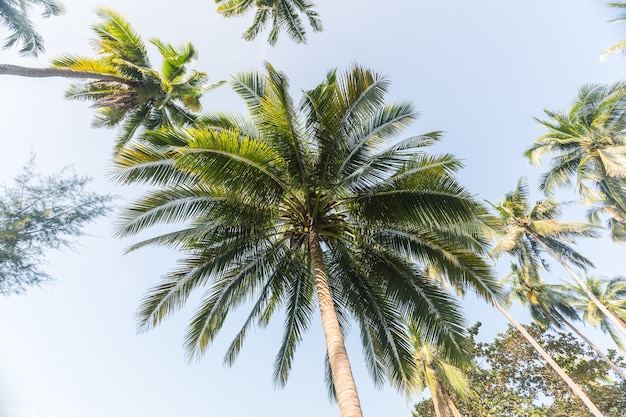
[
  {"left": 309, "top": 226, "right": 363, "bottom": 417},
  {"left": 553, "top": 310, "right": 626, "bottom": 380},
  {"left": 0, "top": 64, "right": 131, "bottom": 84},
  {"left": 446, "top": 396, "right": 462, "bottom": 417},
  {"left": 531, "top": 232, "right": 626, "bottom": 339},
  {"left": 494, "top": 301, "right": 604, "bottom": 417}
]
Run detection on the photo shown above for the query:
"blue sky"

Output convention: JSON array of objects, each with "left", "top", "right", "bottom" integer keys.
[{"left": 0, "top": 1, "right": 625, "bottom": 416}]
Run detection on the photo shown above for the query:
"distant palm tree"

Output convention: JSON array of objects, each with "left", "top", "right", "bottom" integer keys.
[
  {"left": 601, "top": 2, "right": 626, "bottom": 61},
  {"left": 489, "top": 177, "right": 626, "bottom": 339},
  {"left": 409, "top": 332, "right": 469, "bottom": 417},
  {"left": 563, "top": 276, "right": 626, "bottom": 353},
  {"left": 487, "top": 178, "right": 607, "bottom": 416},
  {"left": 114, "top": 63, "right": 499, "bottom": 417},
  {"left": 0, "top": 0, "right": 64, "bottom": 55},
  {"left": 215, "top": 0, "right": 322, "bottom": 45},
  {"left": 0, "top": 9, "right": 218, "bottom": 153},
  {"left": 506, "top": 265, "right": 626, "bottom": 381},
  {"left": 526, "top": 83, "right": 626, "bottom": 241}
]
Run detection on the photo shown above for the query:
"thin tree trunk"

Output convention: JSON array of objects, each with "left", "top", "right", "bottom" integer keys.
[
  {"left": 531, "top": 232, "right": 626, "bottom": 339},
  {"left": 0, "top": 64, "right": 131, "bottom": 84},
  {"left": 554, "top": 310, "right": 626, "bottom": 381},
  {"left": 446, "top": 396, "right": 462, "bottom": 417},
  {"left": 309, "top": 226, "right": 363, "bottom": 417},
  {"left": 494, "top": 301, "right": 604, "bottom": 417}
]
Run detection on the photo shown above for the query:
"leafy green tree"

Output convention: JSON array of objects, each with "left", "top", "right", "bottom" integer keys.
[
  {"left": 526, "top": 83, "right": 626, "bottom": 242},
  {"left": 413, "top": 324, "right": 626, "bottom": 417},
  {"left": 0, "top": 157, "right": 112, "bottom": 294},
  {"left": 214, "top": 0, "right": 322, "bottom": 45},
  {"left": 113, "top": 63, "right": 499, "bottom": 417},
  {"left": 0, "top": 9, "right": 219, "bottom": 153},
  {"left": 0, "top": 0, "right": 64, "bottom": 55}
]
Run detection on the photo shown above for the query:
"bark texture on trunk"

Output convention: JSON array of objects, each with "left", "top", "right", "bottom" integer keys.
[
  {"left": 0, "top": 64, "right": 131, "bottom": 84},
  {"left": 495, "top": 301, "right": 604, "bottom": 417},
  {"left": 309, "top": 226, "right": 363, "bottom": 417}
]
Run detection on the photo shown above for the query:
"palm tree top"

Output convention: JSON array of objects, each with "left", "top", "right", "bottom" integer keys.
[
  {"left": 214, "top": 0, "right": 322, "bottom": 46},
  {"left": 0, "top": 0, "right": 65, "bottom": 55},
  {"left": 488, "top": 177, "right": 599, "bottom": 270},
  {"left": 50, "top": 8, "right": 218, "bottom": 152},
  {"left": 114, "top": 62, "right": 500, "bottom": 398}
]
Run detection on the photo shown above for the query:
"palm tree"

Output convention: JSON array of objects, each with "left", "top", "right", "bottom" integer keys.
[
  {"left": 563, "top": 276, "right": 626, "bottom": 354},
  {"left": 487, "top": 178, "right": 607, "bottom": 416},
  {"left": 409, "top": 332, "right": 470, "bottom": 417},
  {"left": 491, "top": 300, "right": 604, "bottom": 416},
  {"left": 214, "top": 0, "right": 322, "bottom": 45},
  {"left": 0, "top": 0, "right": 64, "bottom": 55},
  {"left": 526, "top": 82, "right": 626, "bottom": 242},
  {"left": 113, "top": 63, "right": 499, "bottom": 417},
  {"left": 601, "top": 2, "right": 626, "bottom": 61},
  {"left": 0, "top": 9, "right": 218, "bottom": 153},
  {"left": 489, "top": 177, "right": 626, "bottom": 339},
  {"left": 505, "top": 265, "right": 626, "bottom": 381}
]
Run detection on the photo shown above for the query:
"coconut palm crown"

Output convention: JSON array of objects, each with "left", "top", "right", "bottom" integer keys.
[
  {"left": 526, "top": 83, "right": 626, "bottom": 241},
  {"left": 0, "top": 0, "right": 64, "bottom": 55},
  {"left": 51, "top": 8, "right": 218, "bottom": 153},
  {"left": 113, "top": 63, "right": 498, "bottom": 417},
  {"left": 214, "top": 0, "right": 322, "bottom": 46}
]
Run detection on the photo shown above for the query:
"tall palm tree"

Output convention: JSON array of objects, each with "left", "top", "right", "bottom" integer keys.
[
  {"left": 505, "top": 265, "right": 626, "bottom": 381},
  {"left": 563, "top": 276, "right": 626, "bottom": 353},
  {"left": 0, "top": 9, "right": 218, "bottom": 153},
  {"left": 526, "top": 82, "right": 626, "bottom": 242},
  {"left": 409, "top": 332, "right": 470, "bottom": 417},
  {"left": 214, "top": 0, "right": 322, "bottom": 45},
  {"left": 0, "top": 0, "right": 64, "bottom": 55},
  {"left": 113, "top": 63, "right": 499, "bottom": 417},
  {"left": 489, "top": 177, "right": 626, "bottom": 339}
]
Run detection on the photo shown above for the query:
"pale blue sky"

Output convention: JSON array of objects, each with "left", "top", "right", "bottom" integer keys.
[{"left": 0, "top": 1, "right": 625, "bottom": 417}]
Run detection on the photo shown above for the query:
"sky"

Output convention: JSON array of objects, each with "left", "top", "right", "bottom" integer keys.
[{"left": 0, "top": 1, "right": 625, "bottom": 417}]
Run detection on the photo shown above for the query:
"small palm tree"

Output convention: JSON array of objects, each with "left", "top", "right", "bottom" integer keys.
[
  {"left": 113, "top": 63, "right": 499, "bottom": 417},
  {"left": 409, "top": 332, "right": 470, "bottom": 417},
  {"left": 0, "top": 9, "right": 218, "bottom": 153},
  {"left": 214, "top": 0, "right": 322, "bottom": 45},
  {"left": 505, "top": 265, "right": 626, "bottom": 381},
  {"left": 0, "top": 0, "right": 64, "bottom": 55},
  {"left": 563, "top": 276, "right": 626, "bottom": 353},
  {"left": 526, "top": 83, "right": 626, "bottom": 241},
  {"left": 489, "top": 178, "right": 626, "bottom": 340}
]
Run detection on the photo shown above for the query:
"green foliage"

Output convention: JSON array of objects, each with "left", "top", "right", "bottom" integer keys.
[
  {"left": 51, "top": 9, "right": 221, "bottom": 153},
  {"left": 0, "top": 157, "right": 113, "bottom": 294},
  {"left": 215, "top": 0, "right": 322, "bottom": 45},
  {"left": 0, "top": 0, "right": 64, "bottom": 55},
  {"left": 526, "top": 83, "right": 626, "bottom": 242},
  {"left": 114, "top": 63, "right": 499, "bottom": 394},
  {"left": 413, "top": 324, "right": 626, "bottom": 417}
]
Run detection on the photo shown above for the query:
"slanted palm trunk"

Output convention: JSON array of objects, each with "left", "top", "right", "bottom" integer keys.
[
  {"left": 531, "top": 232, "right": 626, "bottom": 339},
  {"left": 553, "top": 310, "right": 626, "bottom": 381},
  {"left": 0, "top": 64, "right": 130, "bottom": 84},
  {"left": 494, "top": 301, "right": 604, "bottom": 417},
  {"left": 309, "top": 226, "right": 363, "bottom": 417}
]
